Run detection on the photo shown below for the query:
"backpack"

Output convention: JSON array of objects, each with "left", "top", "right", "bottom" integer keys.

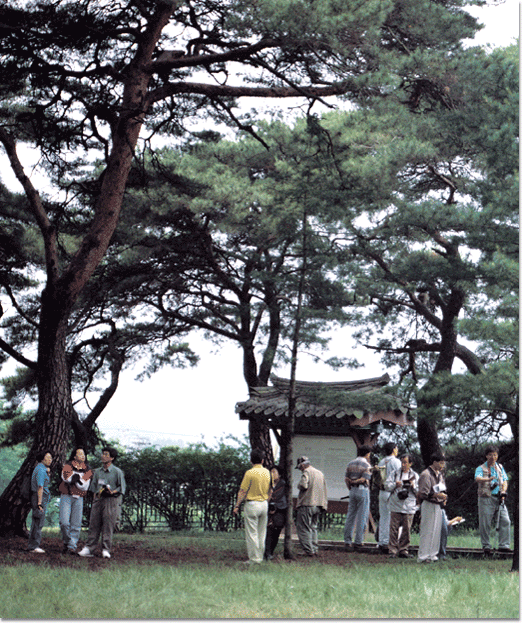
[{"left": 371, "top": 464, "right": 387, "bottom": 490}]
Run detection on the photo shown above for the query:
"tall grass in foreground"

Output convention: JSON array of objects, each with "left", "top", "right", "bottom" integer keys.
[{"left": 0, "top": 535, "right": 518, "bottom": 619}]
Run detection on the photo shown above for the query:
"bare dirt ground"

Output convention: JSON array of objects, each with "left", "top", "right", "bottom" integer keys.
[
  {"left": 0, "top": 534, "right": 392, "bottom": 570},
  {"left": 0, "top": 534, "right": 512, "bottom": 571}
]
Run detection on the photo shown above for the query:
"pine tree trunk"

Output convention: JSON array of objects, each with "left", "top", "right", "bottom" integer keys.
[
  {"left": 0, "top": 35, "right": 163, "bottom": 536},
  {"left": 510, "top": 398, "right": 519, "bottom": 573},
  {"left": 0, "top": 461, "right": 35, "bottom": 537},
  {"left": 282, "top": 419, "right": 295, "bottom": 559},
  {"left": 416, "top": 291, "right": 463, "bottom": 466},
  {"left": 416, "top": 413, "right": 442, "bottom": 468},
  {"left": 248, "top": 420, "right": 274, "bottom": 467},
  {"left": 0, "top": 307, "right": 73, "bottom": 536},
  {"left": 243, "top": 340, "right": 274, "bottom": 467}
]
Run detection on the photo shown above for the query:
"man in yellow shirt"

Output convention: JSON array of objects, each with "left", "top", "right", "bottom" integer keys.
[{"left": 233, "top": 449, "right": 271, "bottom": 564}]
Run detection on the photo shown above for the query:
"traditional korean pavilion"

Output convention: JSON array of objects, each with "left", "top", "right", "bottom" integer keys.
[
  {"left": 236, "top": 372, "right": 412, "bottom": 446},
  {"left": 235, "top": 373, "right": 414, "bottom": 512}
]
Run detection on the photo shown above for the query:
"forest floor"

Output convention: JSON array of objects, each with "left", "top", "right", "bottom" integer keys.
[{"left": 0, "top": 534, "right": 395, "bottom": 570}]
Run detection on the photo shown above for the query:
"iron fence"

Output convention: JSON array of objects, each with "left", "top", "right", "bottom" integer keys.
[
  {"left": 83, "top": 477, "right": 349, "bottom": 533},
  {"left": 85, "top": 478, "right": 244, "bottom": 532}
]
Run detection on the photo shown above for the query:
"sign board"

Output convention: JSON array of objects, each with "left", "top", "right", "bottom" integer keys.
[{"left": 292, "top": 435, "right": 357, "bottom": 502}]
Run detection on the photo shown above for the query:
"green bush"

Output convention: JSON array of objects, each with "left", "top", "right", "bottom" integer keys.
[{"left": 115, "top": 436, "right": 251, "bottom": 532}]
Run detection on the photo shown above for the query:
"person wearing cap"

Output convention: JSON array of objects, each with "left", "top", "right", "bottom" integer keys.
[
  {"left": 343, "top": 445, "right": 373, "bottom": 551},
  {"left": 233, "top": 449, "right": 272, "bottom": 564},
  {"left": 295, "top": 456, "right": 328, "bottom": 557}
]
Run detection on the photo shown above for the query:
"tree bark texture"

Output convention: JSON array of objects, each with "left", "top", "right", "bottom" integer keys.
[
  {"left": 248, "top": 419, "right": 274, "bottom": 469},
  {"left": 0, "top": 11, "right": 172, "bottom": 534},
  {"left": 0, "top": 313, "right": 72, "bottom": 535},
  {"left": 510, "top": 398, "right": 519, "bottom": 572},
  {"left": 416, "top": 285, "right": 465, "bottom": 467}
]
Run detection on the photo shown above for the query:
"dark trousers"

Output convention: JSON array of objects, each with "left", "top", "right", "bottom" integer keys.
[
  {"left": 264, "top": 509, "right": 286, "bottom": 557},
  {"left": 28, "top": 493, "right": 49, "bottom": 550}
]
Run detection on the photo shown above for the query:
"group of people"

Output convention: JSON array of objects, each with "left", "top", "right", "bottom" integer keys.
[
  {"left": 234, "top": 443, "right": 512, "bottom": 564},
  {"left": 28, "top": 441, "right": 511, "bottom": 563},
  {"left": 344, "top": 442, "right": 512, "bottom": 562},
  {"left": 27, "top": 446, "right": 126, "bottom": 559},
  {"left": 233, "top": 449, "right": 328, "bottom": 564}
]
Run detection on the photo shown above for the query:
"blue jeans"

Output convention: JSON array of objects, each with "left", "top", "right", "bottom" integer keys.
[
  {"left": 59, "top": 494, "right": 84, "bottom": 550},
  {"left": 344, "top": 486, "right": 370, "bottom": 545},
  {"left": 28, "top": 493, "right": 49, "bottom": 550}
]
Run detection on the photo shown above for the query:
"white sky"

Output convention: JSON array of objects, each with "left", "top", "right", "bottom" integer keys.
[{"left": 0, "top": 0, "right": 520, "bottom": 449}]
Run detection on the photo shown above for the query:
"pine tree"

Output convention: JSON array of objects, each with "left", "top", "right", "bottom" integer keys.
[{"left": 0, "top": 0, "right": 481, "bottom": 535}]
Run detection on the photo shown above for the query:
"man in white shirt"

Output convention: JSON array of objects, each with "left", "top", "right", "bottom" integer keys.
[{"left": 376, "top": 442, "right": 401, "bottom": 553}]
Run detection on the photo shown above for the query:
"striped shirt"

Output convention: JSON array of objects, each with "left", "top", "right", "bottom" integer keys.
[{"left": 345, "top": 456, "right": 372, "bottom": 487}]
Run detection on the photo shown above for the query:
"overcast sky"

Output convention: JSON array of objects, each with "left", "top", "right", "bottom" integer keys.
[{"left": 0, "top": 0, "right": 520, "bottom": 449}]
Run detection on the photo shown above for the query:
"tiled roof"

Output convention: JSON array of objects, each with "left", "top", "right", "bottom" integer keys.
[{"left": 235, "top": 373, "right": 413, "bottom": 433}]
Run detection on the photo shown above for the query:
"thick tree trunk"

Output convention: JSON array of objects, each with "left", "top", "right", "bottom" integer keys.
[
  {"left": 416, "top": 287, "right": 464, "bottom": 466},
  {"left": 510, "top": 398, "right": 519, "bottom": 572},
  {"left": 0, "top": 310, "right": 73, "bottom": 536},
  {"left": 415, "top": 413, "right": 443, "bottom": 468},
  {"left": 248, "top": 419, "right": 274, "bottom": 467},
  {"left": 242, "top": 338, "right": 274, "bottom": 467},
  {"left": 0, "top": 8, "right": 174, "bottom": 537},
  {"left": 0, "top": 460, "right": 35, "bottom": 537}
]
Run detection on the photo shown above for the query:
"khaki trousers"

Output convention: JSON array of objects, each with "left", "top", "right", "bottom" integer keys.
[
  {"left": 388, "top": 511, "right": 414, "bottom": 556},
  {"left": 85, "top": 495, "right": 122, "bottom": 552},
  {"left": 243, "top": 500, "right": 268, "bottom": 563}
]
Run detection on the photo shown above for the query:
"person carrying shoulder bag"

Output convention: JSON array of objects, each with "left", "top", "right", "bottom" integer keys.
[{"left": 384, "top": 453, "right": 419, "bottom": 559}]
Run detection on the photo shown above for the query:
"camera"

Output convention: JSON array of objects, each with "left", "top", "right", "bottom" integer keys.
[
  {"left": 498, "top": 491, "right": 507, "bottom": 503},
  {"left": 71, "top": 473, "right": 82, "bottom": 486},
  {"left": 490, "top": 480, "right": 499, "bottom": 490},
  {"left": 99, "top": 484, "right": 113, "bottom": 497},
  {"left": 397, "top": 480, "right": 412, "bottom": 500}
]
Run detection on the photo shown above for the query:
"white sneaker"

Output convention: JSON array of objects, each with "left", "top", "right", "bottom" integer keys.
[
  {"left": 78, "top": 547, "right": 93, "bottom": 557},
  {"left": 102, "top": 550, "right": 111, "bottom": 558},
  {"left": 31, "top": 547, "right": 45, "bottom": 553}
]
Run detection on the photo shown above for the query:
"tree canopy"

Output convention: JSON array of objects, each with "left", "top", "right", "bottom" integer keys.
[{"left": 0, "top": 0, "right": 501, "bottom": 537}]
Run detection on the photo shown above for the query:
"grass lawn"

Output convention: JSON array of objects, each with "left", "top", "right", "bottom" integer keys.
[{"left": 0, "top": 530, "right": 518, "bottom": 619}]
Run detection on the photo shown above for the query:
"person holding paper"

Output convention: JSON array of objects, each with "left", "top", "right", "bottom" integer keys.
[{"left": 416, "top": 452, "right": 447, "bottom": 563}]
